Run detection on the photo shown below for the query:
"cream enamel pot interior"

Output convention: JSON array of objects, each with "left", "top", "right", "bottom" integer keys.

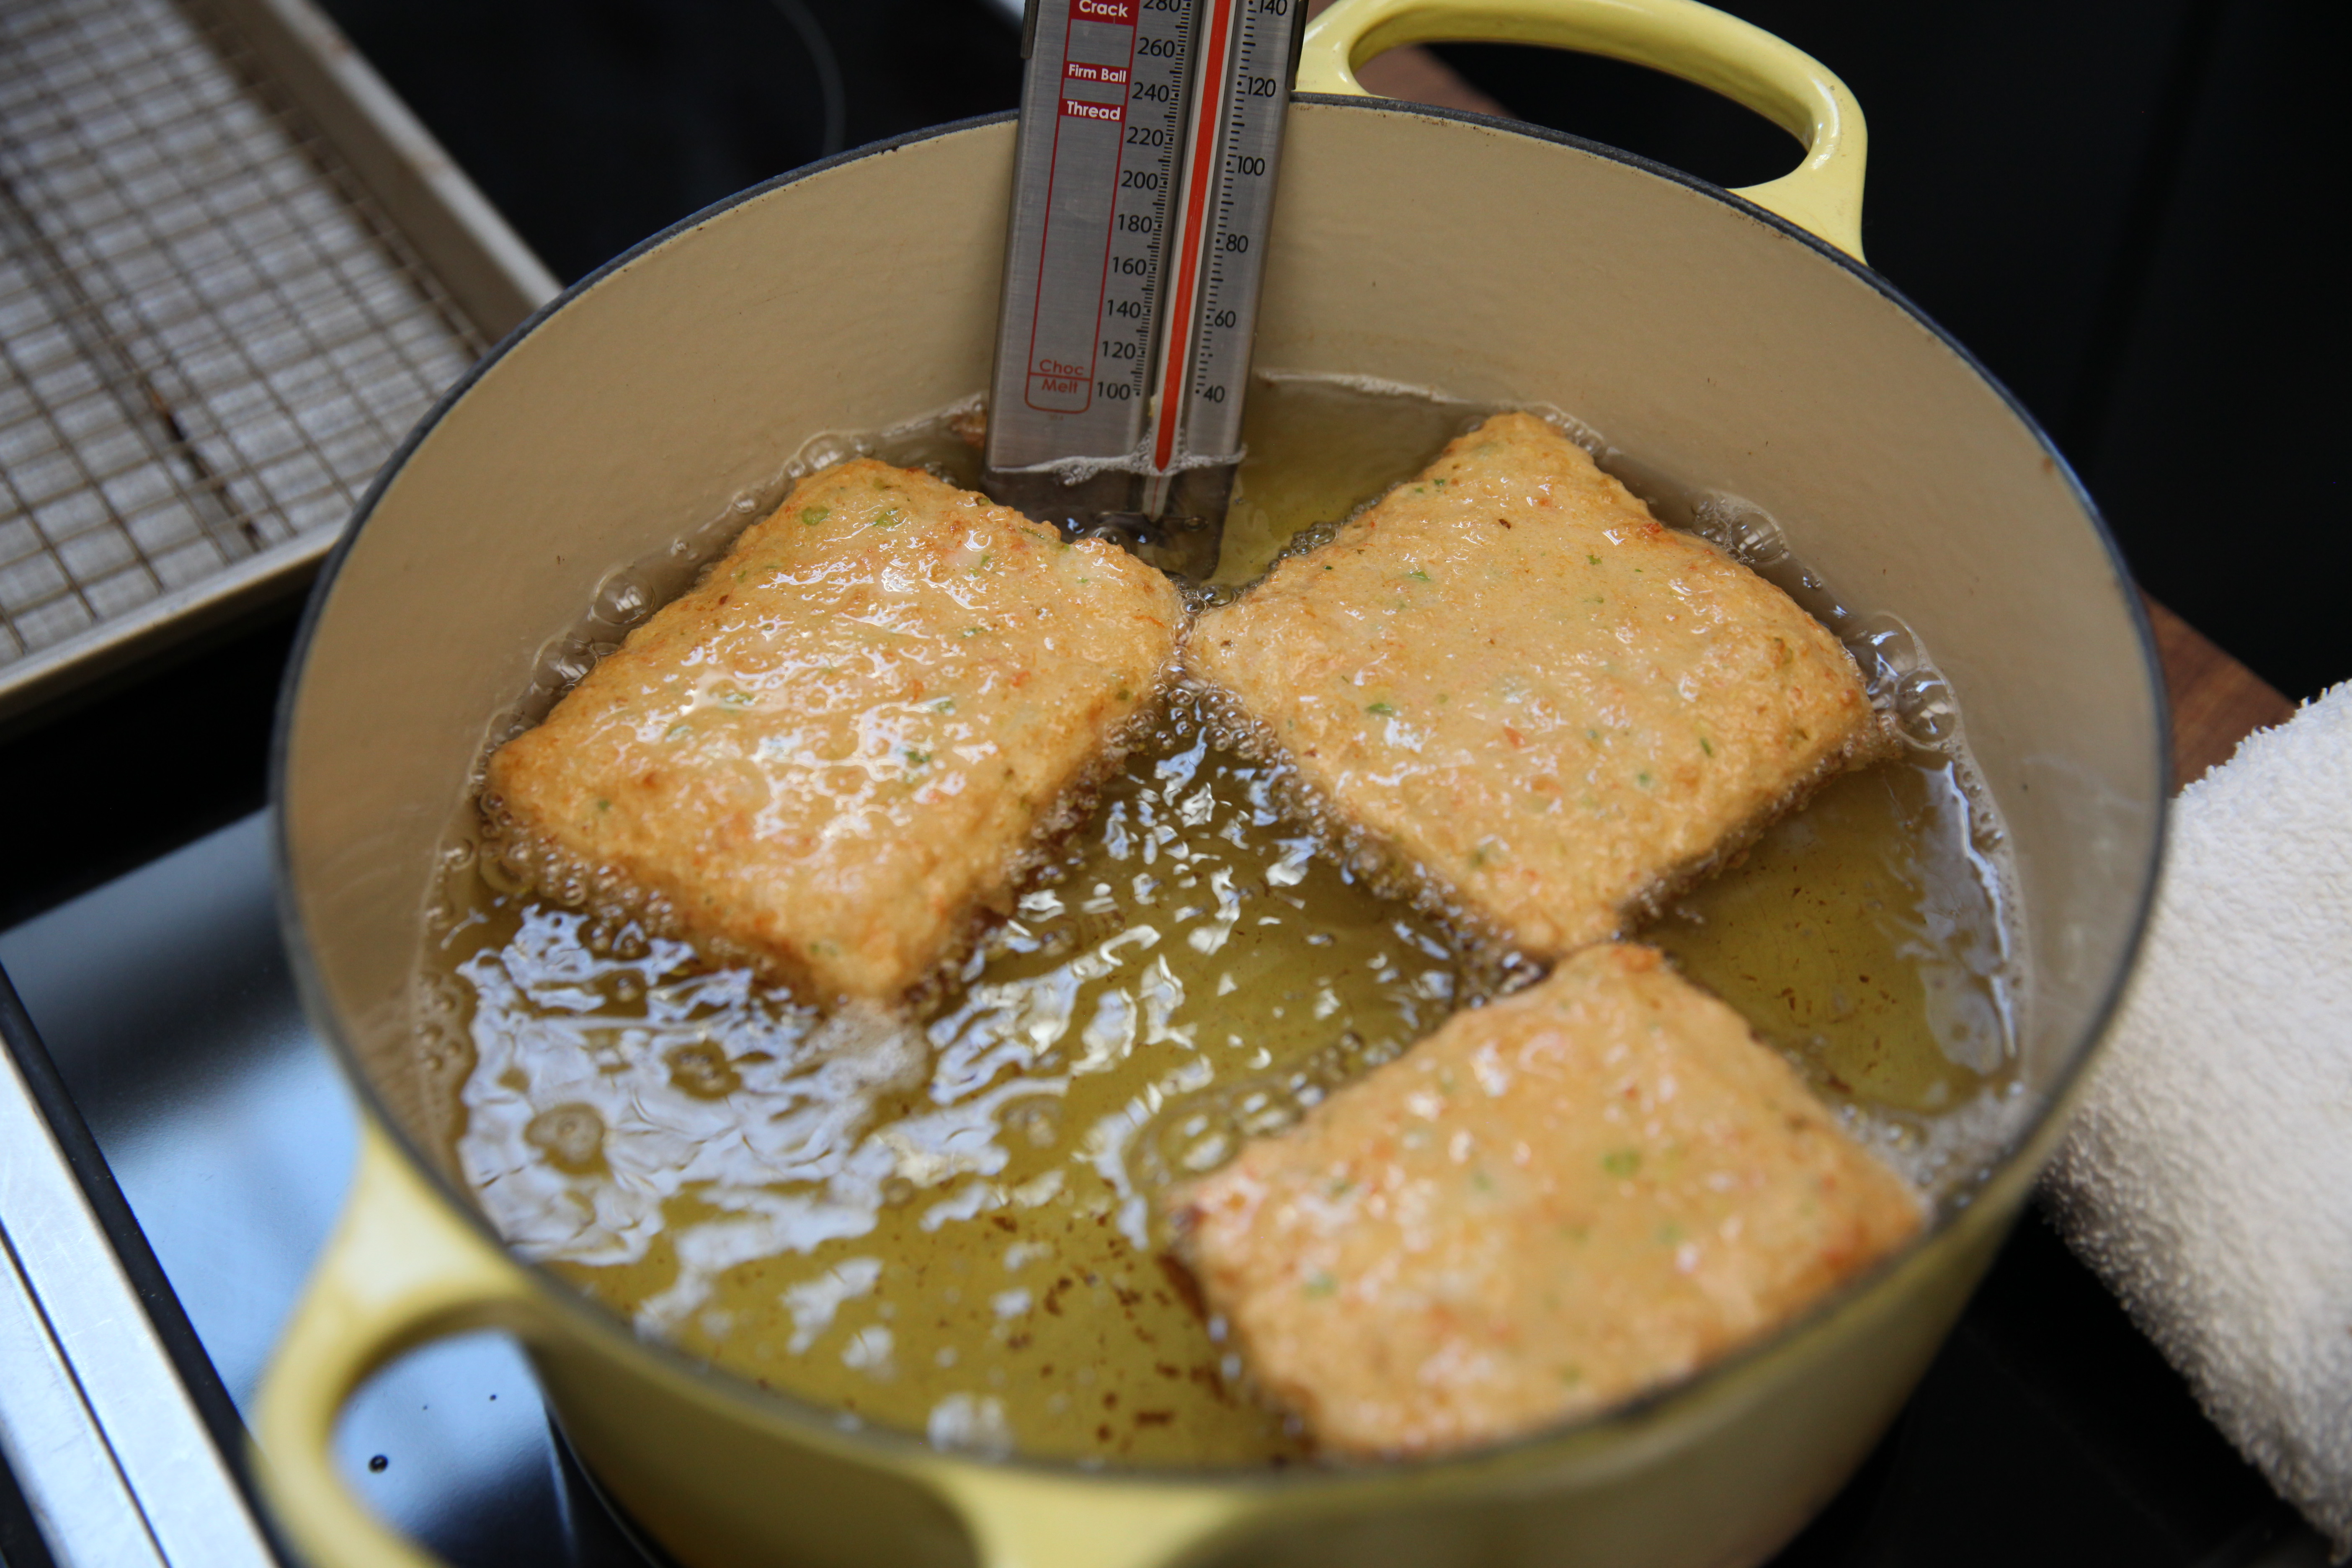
[{"left": 257, "top": 1, "right": 2167, "bottom": 1564}]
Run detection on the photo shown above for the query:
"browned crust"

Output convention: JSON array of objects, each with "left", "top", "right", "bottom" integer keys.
[
  {"left": 480, "top": 683, "right": 1176, "bottom": 1011},
  {"left": 1193, "top": 680, "right": 1891, "bottom": 962},
  {"left": 481, "top": 458, "right": 1185, "bottom": 1006},
  {"left": 1166, "top": 943, "right": 1925, "bottom": 1457},
  {"left": 1185, "top": 411, "right": 1888, "bottom": 960}
]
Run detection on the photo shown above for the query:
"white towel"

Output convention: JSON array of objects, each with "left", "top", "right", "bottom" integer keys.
[{"left": 2043, "top": 682, "right": 2352, "bottom": 1555}]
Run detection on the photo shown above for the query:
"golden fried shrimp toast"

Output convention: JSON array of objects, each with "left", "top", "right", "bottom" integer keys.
[
  {"left": 1167, "top": 944, "right": 1923, "bottom": 1457},
  {"left": 1188, "top": 412, "right": 1888, "bottom": 958},
  {"left": 485, "top": 459, "right": 1184, "bottom": 1005}
]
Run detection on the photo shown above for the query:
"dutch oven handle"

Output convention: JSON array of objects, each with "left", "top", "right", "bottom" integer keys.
[
  {"left": 252, "top": 1120, "right": 552, "bottom": 1568},
  {"left": 1297, "top": 0, "right": 1870, "bottom": 261},
  {"left": 253, "top": 1125, "right": 1256, "bottom": 1568}
]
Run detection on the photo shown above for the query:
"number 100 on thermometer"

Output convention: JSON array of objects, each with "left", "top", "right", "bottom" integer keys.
[{"left": 985, "top": 0, "right": 1304, "bottom": 552}]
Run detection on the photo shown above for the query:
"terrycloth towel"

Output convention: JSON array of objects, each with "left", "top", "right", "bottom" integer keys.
[{"left": 2044, "top": 683, "right": 2352, "bottom": 1555}]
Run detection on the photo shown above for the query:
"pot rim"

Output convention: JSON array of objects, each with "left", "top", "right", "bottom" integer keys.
[{"left": 270, "top": 97, "right": 2169, "bottom": 1493}]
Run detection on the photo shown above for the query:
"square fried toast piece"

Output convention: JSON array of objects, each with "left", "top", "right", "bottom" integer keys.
[
  {"left": 485, "top": 459, "right": 1184, "bottom": 1004},
  {"left": 1188, "top": 412, "right": 1887, "bottom": 958},
  {"left": 1167, "top": 944, "right": 1923, "bottom": 1457}
]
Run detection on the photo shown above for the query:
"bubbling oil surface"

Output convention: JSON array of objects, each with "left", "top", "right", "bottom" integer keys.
[
  {"left": 428, "top": 375, "right": 2019, "bottom": 1467},
  {"left": 449, "top": 688, "right": 1511, "bottom": 1463}
]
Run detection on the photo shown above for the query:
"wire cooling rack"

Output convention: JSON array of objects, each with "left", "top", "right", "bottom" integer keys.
[{"left": 0, "top": 0, "right": 493, "bottom": 718}]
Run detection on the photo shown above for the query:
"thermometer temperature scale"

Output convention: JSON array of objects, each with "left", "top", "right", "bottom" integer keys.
[{"left": 984, "top": 0, "right": 1306, "bottom": 578}]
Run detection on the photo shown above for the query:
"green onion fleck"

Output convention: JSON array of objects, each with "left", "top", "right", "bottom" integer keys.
[{"left": 1602, "top": 1149, "right": 1641, "bottom": 1178}]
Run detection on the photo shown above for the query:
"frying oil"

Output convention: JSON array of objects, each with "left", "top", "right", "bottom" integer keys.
[{"left": 423, "top": 375, "right": 2018, "bottom": 1467}]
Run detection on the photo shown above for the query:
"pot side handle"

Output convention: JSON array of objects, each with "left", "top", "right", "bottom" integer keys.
[
  {"left": 252, "top": 1119, "right": 550, "bottom": 1568},
  {"left": 1296, "top": 0, "right": 1870, "bottom": 261}
]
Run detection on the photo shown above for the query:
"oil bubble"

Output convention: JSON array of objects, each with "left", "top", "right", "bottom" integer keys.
[
  {"left": 1003, "top": 1099, "right": 1062, "bottom": 1150},
  {"left": 592, "top": 576, "right": 651, "bottom": 628},
  {"left": 524, "top": 1104, "right": 607, "bottom": 1174},
  {"left": 664, "top": 1041, "right": 742, "bottom": 1099},
  {"left": 1691, "top": 495, "right": 1789, "bottom": 570},
  {"left": 478, "top": 851, "right": 529, "bottom": 897}
]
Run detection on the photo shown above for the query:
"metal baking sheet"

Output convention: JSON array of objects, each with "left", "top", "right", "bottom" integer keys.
[{"left": 0, "top": 0, "right": 554, "bottom": 724}]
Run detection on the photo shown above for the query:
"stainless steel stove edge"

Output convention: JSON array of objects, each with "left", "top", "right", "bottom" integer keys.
[{"left": 0, "top": 972, "right": 278, "bottom": 1568}]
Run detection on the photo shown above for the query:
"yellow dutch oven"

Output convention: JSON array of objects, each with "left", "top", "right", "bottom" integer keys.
[{"left": 256, "top": 0, "right": 2167, "bottom": 1563}]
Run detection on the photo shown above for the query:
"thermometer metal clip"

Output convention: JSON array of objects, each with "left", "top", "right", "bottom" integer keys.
[{"left": 983, "top": 0, "right": 1305, "bottom": 579}]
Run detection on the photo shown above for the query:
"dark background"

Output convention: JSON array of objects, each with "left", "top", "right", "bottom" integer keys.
[{"left": 0, "top": 4, "right": 2337, "bottom": 1562}]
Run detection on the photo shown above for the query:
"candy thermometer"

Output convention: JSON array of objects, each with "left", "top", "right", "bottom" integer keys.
[{"left": 983, "top": 0, "right": 1306, "bottom": 578}]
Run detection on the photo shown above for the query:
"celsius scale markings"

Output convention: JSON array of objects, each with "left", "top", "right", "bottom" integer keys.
[{"left": 984, "top": 0, "right": 1304, "bottom": 576}]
